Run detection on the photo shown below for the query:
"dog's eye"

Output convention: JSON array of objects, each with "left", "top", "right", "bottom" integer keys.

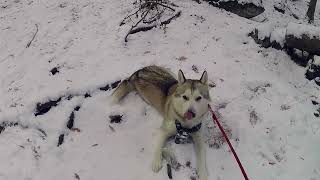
[
  {"left": 182, "top": 95, "right": 189, "bottom": 101},
  {"left": 195, "top": 96, "right": 202, "bottom": 102}
]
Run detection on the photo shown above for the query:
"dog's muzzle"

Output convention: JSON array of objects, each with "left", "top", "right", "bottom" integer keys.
[{"left": 184, "top": 110, "right": 196, "bottom": 120}]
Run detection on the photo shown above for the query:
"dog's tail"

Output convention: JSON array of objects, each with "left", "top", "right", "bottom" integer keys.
[{"left": 111, "top": 79, "right": 135, "bottom": 103}]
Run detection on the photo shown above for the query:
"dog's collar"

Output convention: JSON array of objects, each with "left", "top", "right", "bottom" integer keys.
[
  {"left": 174, "top": 120, "right": 202, "bottom": 144},
  {"left": 175, "top": 120, "right": 202, "bottom": 134}
]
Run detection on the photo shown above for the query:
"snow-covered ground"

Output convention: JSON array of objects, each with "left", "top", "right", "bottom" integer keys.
[{"left": 0, "top": 0, "right": 320, "bottom": 179}]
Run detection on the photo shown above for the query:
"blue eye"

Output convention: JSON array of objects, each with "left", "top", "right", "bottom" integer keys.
[{"left": 182, "top": 95, "right": 189, "bottom": 101}]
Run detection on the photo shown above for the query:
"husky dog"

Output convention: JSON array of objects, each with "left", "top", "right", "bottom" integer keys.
[{"left": 111, "top": 66, "right": 210, "bottom": 180}]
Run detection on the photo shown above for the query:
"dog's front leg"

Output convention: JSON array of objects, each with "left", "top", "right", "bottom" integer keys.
[
  {"left": 192, "top": 132, "right": 208, "bottom": 180},
  {"left": 152, "top": 128, "right": 172, "bottom": 172}
]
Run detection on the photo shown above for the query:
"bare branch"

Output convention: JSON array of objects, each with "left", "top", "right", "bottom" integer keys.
[
  {"left": 125, "top": 10, "right": 181, "bottom": 41},
  {"left": 122, "top": 0, "right": 179, "bottom": 42},
  {"left": 153, "top": 2, "right": 175, "bottom": 11},
  {"left": 143, "top": 5, "right": 164, "bottom": 24},
  {"left": 125, "top": 9, "right": 151, "bottom": 42},
  {"left": 120, "top": 7, "right": 142, "bottom": 26}
]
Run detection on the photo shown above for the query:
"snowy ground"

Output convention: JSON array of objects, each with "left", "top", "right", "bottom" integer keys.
[{"left": 1, "top": 0, "right": 320, "bottom": 180}]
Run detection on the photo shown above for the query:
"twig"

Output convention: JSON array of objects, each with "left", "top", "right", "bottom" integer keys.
[
  {"left": 26, "top": 24, "right": 39, "bottom": 48},
  {"left": 160, "top": 10, "right": 181, "bottom": 25},
  {"left": 141, "top": 1, "right": 175, "bottom": 11},
  {"left": 120, "top": 7, "right": 142, "bottom": 26},
  {"left": 125, "top": 9, "right": 151, "bottom": 42},
  {"left": 154, "top": 2, "right": 175, "bottom": 11},
  {"left": 169, "top": 2, "right": 179, "bottom": 7},
  {"left": 125, "top": 11, "right": 181, "bottom": 41},
  {"left": 143, "top": 5, "right": 164, "bottom": 24}
]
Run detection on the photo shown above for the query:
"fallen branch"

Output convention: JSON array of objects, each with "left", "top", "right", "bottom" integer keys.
[
  {"left": 143, "top": 6, "right": 163, "bottom": 24},
  {"left": 285, "top": 22, "right": 320, "bottom": 55},
  {"left": 125, "top": 9, "right": 151, "bottom": 42},
  {"left": 125, "top": 10, "right": 181, "bottom": 42},
  {"left": 161, "top": 10, "right": 181, "bottom": 25},
  {"left": 26, "top": 24, "right": 39, "bottom": 48},
  {"left": 154, "top": 2, "right": 175, "bottom": 11},
  {"left": 120, "top": 7, "right": 142, "bottom": 26}
]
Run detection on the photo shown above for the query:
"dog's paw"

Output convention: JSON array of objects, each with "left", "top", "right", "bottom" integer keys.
[
  {"left": 199, "top": 176, "right": 208, "bottom": 180},
  {"left": 197, "top": 168, "right": 208, "bottom": 180},
  {"left": 198, "top": 171, "right": 208, "bottom": 180},
  {"left": 152, "top": 156, "right": 163, "bottom": 172}
]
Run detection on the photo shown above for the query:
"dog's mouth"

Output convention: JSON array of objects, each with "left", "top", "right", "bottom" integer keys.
[{"left": 184, "top": 110, "right": 196, "bottom": 120}]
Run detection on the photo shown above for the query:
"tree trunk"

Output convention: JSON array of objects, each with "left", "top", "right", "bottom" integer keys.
[
  {"left": 285, "top": 23, "right": 320, "bottom": 56},
  {"left": 306, "top": 0, "right": 318, "bottom": 23}
]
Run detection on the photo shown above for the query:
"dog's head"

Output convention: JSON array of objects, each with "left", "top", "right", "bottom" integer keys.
[{"left": 172, "top": 70, "right": 211, "bottom": 122}]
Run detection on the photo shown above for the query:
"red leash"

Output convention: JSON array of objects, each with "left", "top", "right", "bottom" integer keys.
[{"left": 208, "top": 104, "right": 249, "bottom": 180}]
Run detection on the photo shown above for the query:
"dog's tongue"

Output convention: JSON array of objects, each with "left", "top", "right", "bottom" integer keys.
[{"left": 184, "top": 111, "right": 193, "bottom": 120}]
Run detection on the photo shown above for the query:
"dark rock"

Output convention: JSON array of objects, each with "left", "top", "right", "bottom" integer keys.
[
  {"left": 74, "top": 106, "right": 81, "bottom": 111},
  {"left": 311, "top": 100, "right": 319, "bottom": 105},
  {"left": 314, "top": 112, "right": 319, "bottom": 117},
  {"left": 208, "top": 0, "right": 265, "bottom": 19},
  {"left": 58, "top": 134, "right": 64, "bottom": 146},
  {"left": 34, "top": 97, "right": 62, "bottom": 116},
  {"left": 84, "top": 93, "right": 91, "bottom": 98},
  {"left": 50, "top": 67, "right": 59, "bottom": 75},
  {"left": 109, "top": 115, "right": 123, "bottom": 123}
]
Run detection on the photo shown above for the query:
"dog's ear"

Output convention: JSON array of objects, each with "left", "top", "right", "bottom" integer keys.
[
  {"left": 200, "top": 71, "right": 208, "bottom": 84},
  {"left": 178, "top": 70, "right": 186, "bottom": 84}
]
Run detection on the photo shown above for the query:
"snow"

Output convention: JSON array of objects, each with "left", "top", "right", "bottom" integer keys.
[
  {"left": 256, "top": 22, "right": 275, "bottom": 40},
  {"left": 1, "top": 0, "right": 320, "bottom": 180},
  {"left": 287, "top": 22, "right": 320, "bottom": 39},
  {"left": 270, "top": 28, "right": 286, "bottom": 47},
  {"left": 314, "top": 55, "right": 320, "bottom": 66}
]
